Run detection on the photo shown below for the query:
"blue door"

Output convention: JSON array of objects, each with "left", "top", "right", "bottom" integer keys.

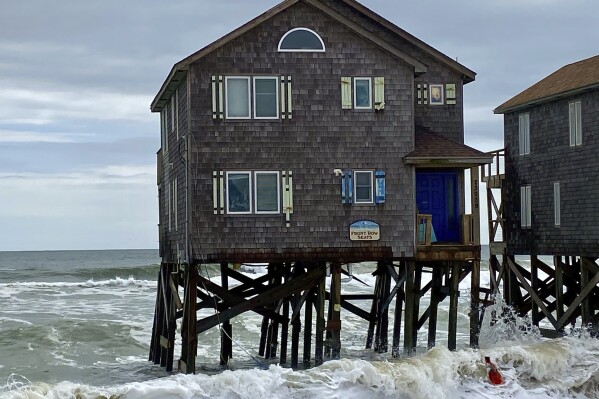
[{"left": 416, "top": 171, "right": 459, "bottom": 242}]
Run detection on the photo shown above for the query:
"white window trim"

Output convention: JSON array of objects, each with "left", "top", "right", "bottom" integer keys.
[
  {"left": 354, "top": 170, "right": 374, "bottom": 204},
  {"left": 277, "top": 27, "right": 326, "bottom": 52},
  {"left": 225, "top": 76, "right": 251, "bottom": 120},
  {"left": 174, "top": 178, "right": 178, "bottom": 231},
  {"left": 253, "top": 77, "right": 280, "bottom": 120},
  {"left": 520, "top": 185, "right": 532, "bottom": 228},
  {"left": 167, "top": 182, "right": 172, "bottom": 231},
  {"left": 519, "top": 113, "right": 530, "bottom": 156},
  {"left": 254, "top": 171, "right": 281, "bottom": 214},
  {"left": 554, "top": 182, "right": 561, "bottom": 227},
  {"left": 175, "top": 89, "right": 179, "bottom": 140},
  {"left": 569, "top": 100, "right": 582, "bottom": 147},
  {"left": 161, "top": 108, "right": 168, "bottom": 154},
  {"left": 354, "top": 78, "right": 372, "bottom": 109},
  {"left": 226, "top": 171, "right": 253, "bottom": 215}
]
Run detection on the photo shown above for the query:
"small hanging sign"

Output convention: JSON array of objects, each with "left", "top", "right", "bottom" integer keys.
[{"left": 349, "top": 220, "right": 380, "bottom": 241}]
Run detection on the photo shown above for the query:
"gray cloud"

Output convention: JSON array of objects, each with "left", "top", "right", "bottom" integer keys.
[{"left": 0, "top": 0, "right": 597, "bottom": 250}]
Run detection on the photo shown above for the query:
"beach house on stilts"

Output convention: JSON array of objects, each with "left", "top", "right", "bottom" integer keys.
[
  {"left": 149, "top": 0, "right": 493, "bottom": 373},
  {"left": 486, "top": 55, "right": 599, "bottom": 337}
]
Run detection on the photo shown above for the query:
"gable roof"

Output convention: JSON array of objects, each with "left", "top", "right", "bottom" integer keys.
[
  {"left": 151, "top": 0, "right": 476, "bottom": 112},
  {"left": 495, "top": 54, "right": 599, "bottom": 114},
  {"left": 404, "top": 129, "right": 492, "bottom": 166}
]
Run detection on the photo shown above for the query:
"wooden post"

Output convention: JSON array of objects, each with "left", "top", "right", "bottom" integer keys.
[
  {"left": 303, "top": 288, "right": 313, "bottom": 366},
  {"left": 366, "top": 272, "right": 381, "bottom": 349},
  {"left": 220, "top": 262, "right": 232, "bottom": 365},
  {"left": 428, "top": 265, "right": 442, "bottom": 349},
  {"left": 403, "top": 261, "right": 416, "bottom": 355},
  {"left": 531, "top": 255, "right": 539, "bottom": 325},
  {"left": 470, "top": 259, "right": 480, "bottom": 348},
  {"left": 411, "top": 264, "right": 422, "bottom": 349},
  {"left": 258, "top": 263, "right": 275, "bottom": 357},
  {"left": 179, "top": 262, "right": 198, "bottom": 374},
  {"left": 378, "top": 262, "right": 391, "bottom": 353},
  {"left": 315, "top": 267, "right": 326, "bottom": 365},
  {"left": 580, "top": 257, "right": 592, "bottom": 325},
  {"left": 555, "top": 256, "right": 564, "bottom": 333},
  {"left": 328, "top": 262, "right": 342, "bottom": 359},
  {"left": 392, "top": 262, "right": 405, "bottom": 357},
  {"left": 448, "top": 262, "right": 460, "bottom": 351},
  {"left": 280, "top": 297, "right": 290, "bottom": 365}
]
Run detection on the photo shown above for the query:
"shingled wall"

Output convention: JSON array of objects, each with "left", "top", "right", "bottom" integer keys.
[{"left": 503, "top": 89, "right": 599, "bottom": 257}]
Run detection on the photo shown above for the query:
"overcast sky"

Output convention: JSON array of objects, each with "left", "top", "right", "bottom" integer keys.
[{"left": 1, "top": 0, "right": 597, "bottom": 251}]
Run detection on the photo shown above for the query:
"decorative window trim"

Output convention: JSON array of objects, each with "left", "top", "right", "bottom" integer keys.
[
  {"left": 254, "top": 171, "right": 281, "bottom": 214},
  {"left": 354, "top": 77, "right": 372, "bottom": 109},
  {"left": 569, "top": 100, "right": 582, "bottom": 147},
  {"left": 520, "top": 185, "right": 532, "bottom": 228},
  {"left": 278, "top": 27, "right": 325, "bottom": 52},
  {"left": 225, "top": 76, "right": 251, "bottom": 120},
  {"left": 519, "top": 113, "right": 530, "bottom": 155},
  {"left": 354, "top": 170, "right": 374, "bottom": 204},
  {"left": 253, "top": 77, "right": 280, "bottom": 120},
  {"left": 161, "top": 108, "right": 168, "bottom": 154},
  {"left": 226, "top": 171, "right": 253, "bottom": 215},
  {"left": 429, "top": 84, "right": 444, "bottom": 106}
]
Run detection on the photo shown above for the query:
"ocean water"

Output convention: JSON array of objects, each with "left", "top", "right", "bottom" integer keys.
[{"left": 0, "top": 249, "right": 598, "bottom": 399}]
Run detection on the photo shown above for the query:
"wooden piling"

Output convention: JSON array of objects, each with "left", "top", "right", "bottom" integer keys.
[
  {"left": 428, "top": 266, "right": 442, "bottom": 349},
  {"left": 303, "top": 288, "right": 313, "bottom": 366},
  {"left": 392, "top": 262, "right": 405, "bottom": 357},
  {"left": 448, "top": 263, "right": 460, "bottom": 351},
  {"left": 220, "top": 262, "right": 232, "bottom": 365},
  {"left": 315, "top": 269, "right": 325, "bottom": 365}
]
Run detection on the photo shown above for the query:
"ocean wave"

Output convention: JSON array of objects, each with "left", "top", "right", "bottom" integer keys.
[
  {"left": 3, "top": 337, "right": 599, "bottom": 399},
  {"left": 0, "top": 277, "right": 156, "bottom": 290}
]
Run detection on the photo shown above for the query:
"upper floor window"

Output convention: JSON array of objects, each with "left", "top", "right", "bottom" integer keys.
[
  {"left": 278, "top": 28, "right": 325, "bottom": 52},
  {"left": 569, "top": 100, "right": 582, "bottom": 146},
  {"left": 354, "top": 78, "right": 372, "bottom": 109},
  {"left": 225, "top": 76, "right": 279, "bottom": 120},
  {"left": 519, "top": 113, "right": 530, "bottom": 155}
]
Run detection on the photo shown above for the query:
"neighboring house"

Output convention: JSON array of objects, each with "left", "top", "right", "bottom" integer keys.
[
  {"left": 495, "top": 55, "right": 599, "bottom": 257},
  {"left": 152, "top": 0, "right": 492, "bottom": 265}
]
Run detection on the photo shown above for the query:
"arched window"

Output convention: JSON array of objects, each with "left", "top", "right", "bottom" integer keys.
[{"left": 278, "top": 28, "right": 325, "bottom": 52}]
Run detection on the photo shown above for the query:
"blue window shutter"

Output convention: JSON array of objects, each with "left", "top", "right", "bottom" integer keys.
[
  {"left": 375, "top": 170, "right": 386, "bottom": 204},
  {"left": 347, "top": 170, "right": 353, "bottom": 204},
  {"left": 341, "top": 172, "right": 346, "bottom": 204}
]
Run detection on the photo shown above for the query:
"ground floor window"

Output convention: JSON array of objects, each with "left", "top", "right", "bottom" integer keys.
[
  {"left": 354, "top": 171, "right": 373, "bottom": 204},
  {"left": 520, "top": 185, "right": 532, "bottom": 228}
]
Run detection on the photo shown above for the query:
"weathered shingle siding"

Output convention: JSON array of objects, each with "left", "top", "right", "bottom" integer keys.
[
  {"left": 160, "top": 77, "right": 189, "bottom": 262},
  {"left": 187, "top": 2, "right": 416, "bottom": 262},
  {"left": 320, "top": 0, "right": 466, "bottom": 143},
  {"left": 504, "top": 89, "right": 599, "bottom": 256}
]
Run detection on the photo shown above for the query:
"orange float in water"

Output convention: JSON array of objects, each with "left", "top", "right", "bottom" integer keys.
[{"left": 485, "top": 356, "right": 504, "bottom": 385}]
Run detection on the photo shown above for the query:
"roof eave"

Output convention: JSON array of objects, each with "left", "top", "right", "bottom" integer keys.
[
  {"left": 338, "top": 0, "right": 476, "bottom": 83},
  {"left": 404, "top": 156, "right": 493, "bottom": 167},
  {"left": 494, "top": 82, "right": 599, "bottom": 115}
]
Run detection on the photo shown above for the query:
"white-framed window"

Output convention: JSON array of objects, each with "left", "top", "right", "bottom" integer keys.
[
  {"left": 520, "top": 185, "right": 532, "bottom": 228},
  {"left": 554, "top": 182, "right": 560, "bottom": 227},
  {"left": 226, "top": 171, "right": 252, "bottom": 214},
  {"left": 253, "top": 77, "right": 279, "bottom": 119},
  {"left": 161, "top": 108, "right": 168, "bottom": 153},
  {"left": 519, "top": 113, "right": 530, "bottom": 155},
  {"left": 354, "top": 171, "right": 374, "bottom": 204},
  {"left": 225, "top": 77, "right": 251, "bottom": 119},
  {"left": 569, "top": 100, "right": 582, "bottom": 147},
  {"left": 175, "top": 89, "right": 179, "bottom": 140},
  {"left": 278, "top": 27, "right": 325, "bottom": 52},
  {"left": 354, "top": 78, "right": 372, "bottom": 109},
  {"left": 254, "top": 171, "right": 280, "bottom": 214}
]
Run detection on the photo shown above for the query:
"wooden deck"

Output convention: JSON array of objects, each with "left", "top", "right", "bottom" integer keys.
[{"left": 416, "top": 244, "right": 481, "bottom": 262}]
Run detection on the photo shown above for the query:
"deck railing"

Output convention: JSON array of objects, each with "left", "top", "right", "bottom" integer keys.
[
  {"left": 417, "top": 213, "right": 476, "bottom": 246},
  {"left": 481, "top": 148, "right": 505, "bottom": 187}
]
